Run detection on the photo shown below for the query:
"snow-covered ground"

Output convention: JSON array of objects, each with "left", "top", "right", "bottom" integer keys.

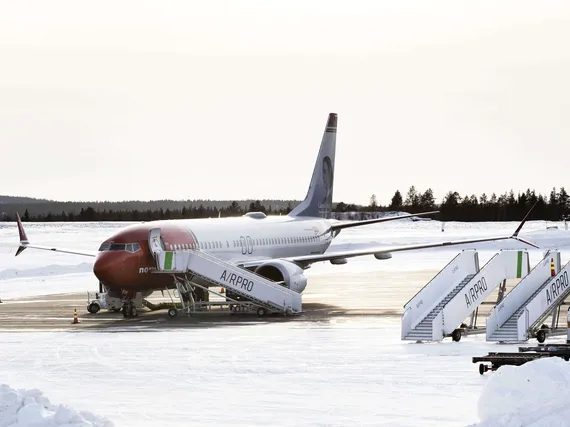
[{"left": 2, "top": 219, "right": 570, "bottom": 426}]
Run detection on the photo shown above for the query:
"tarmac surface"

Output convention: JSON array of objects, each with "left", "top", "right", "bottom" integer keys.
[{"left": 0, "top": 268, "right": 533, "bottom": 332}]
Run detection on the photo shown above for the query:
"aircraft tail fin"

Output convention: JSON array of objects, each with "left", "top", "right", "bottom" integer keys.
[{"left": 289, "top": 113, "right": 337, "bottom": 219}]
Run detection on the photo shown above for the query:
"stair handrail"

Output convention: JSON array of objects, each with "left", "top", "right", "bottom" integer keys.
[
  {"left": 488, "top": 251, "right": 546, "bottom": 318},
  {"left": 403, "top": 251, "right": 466, "bottom": 308},
  {"left": 189, "top": 251, "right": 297, "bottom": 294},
  {"left": 486, "top": 252, "right": 550, "bottom": 334},
  {"left": 528, "top": 266, "right": 570, "bottom": 331}
]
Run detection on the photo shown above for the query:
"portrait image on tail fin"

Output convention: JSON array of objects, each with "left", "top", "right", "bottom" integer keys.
[{"left": 319, "top": 155, "right": 333, "bottom": 218}]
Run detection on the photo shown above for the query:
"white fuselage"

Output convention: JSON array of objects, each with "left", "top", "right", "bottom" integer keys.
[{"left": 172, "top": 214, "right": 337, "bottom": 263}]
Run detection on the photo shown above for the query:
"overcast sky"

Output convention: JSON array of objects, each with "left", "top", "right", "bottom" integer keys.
[{"left": 1, "top": 1, "right": 569, "bottom": 206}]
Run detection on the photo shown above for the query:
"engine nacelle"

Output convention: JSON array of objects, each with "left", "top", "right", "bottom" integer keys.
[
  {"left": 254, "top": 260, "right": 308, "bottom": 293},
  {"left": 374, "top": 252, "right": 392, "bottom": 260}
]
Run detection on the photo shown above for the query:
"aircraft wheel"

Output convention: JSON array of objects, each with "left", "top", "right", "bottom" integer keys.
[
  {"left": 452, "top": 329, "right": 462, "bottom": 342},
  {"left": 479, "top": 364, "right": 488, "bottom": 375},
  {"left": 87, "top": 303, "right": 100, "bottom": 314},
  {"left": 168, "top": 308, "right": 178, "bottom": 318},
  {"left": 257, "top": 307, "right": 266, "bottom": 316},
  {"left": 536, "top": 329, "right": 546, "bottom": 343}
]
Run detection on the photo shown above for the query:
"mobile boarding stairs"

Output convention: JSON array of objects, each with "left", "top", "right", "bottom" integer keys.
[
  {"left": 486, "top": 250, "right": 570, "bottom": 343},
  {"left": 401, "top": 249, "right": 531, "bottom": 342},
  {"left": 147, "top": 229, "right": 302, "bottom": 317}
]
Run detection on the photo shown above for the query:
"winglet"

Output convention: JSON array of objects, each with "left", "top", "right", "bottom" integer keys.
[
  {"left": 512, "top": 201, "right": 537, "bottom": 238},
  {"left": 510, "top": 201, "right": 539, "bottom": 248},
  {"left": 15, "top": 212, "right": 29, "bottom": 256}
]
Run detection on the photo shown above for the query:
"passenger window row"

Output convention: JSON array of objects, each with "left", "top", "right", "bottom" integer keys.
[
  {"left": 169, "top": 235, "right": 321, "bottom": 252},
  {"left": 231, "top": 235, "right": 320, "bottom": 247}
]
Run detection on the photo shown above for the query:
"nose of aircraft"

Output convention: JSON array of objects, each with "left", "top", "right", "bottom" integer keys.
[{"left": 93, "top": 251, "right": 134, "bottom": 288}]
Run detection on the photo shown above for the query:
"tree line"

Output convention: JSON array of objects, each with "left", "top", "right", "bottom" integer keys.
[
  {"left": 1, "top": 186, "right": 569, "bottom": 222},
  {"left": 353, "top": 186, "right": 569, "bottom": 222}
]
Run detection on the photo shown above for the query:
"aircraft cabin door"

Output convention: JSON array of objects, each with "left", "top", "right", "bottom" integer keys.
[{"left": 149, "top": 228, "right": 165, "bottom": 258}]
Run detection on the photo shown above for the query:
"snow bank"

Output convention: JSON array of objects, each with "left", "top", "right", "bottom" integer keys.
[
  {"left": 0, "top": 384, "right": 114, "bottom": 427},
  {"left": 471, "top": 357, "right": 570, "bottom": 427}
]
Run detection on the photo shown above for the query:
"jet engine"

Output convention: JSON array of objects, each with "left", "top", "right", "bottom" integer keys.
[{"left": 254, "top": 260, "right": 308, "bottom": 293}]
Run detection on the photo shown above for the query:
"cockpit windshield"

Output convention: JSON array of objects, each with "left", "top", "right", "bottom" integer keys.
[{"left": 98, "top": 242, "right": 141, "bottom": 253}]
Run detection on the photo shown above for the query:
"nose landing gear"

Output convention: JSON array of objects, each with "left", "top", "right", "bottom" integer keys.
[{"left": 122, "top": 301, "right": 138, "bottom": 318}]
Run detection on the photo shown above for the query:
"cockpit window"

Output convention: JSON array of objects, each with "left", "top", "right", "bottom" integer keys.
[{"left": 98, "top": 242, "right": 141, "bottom": 253}]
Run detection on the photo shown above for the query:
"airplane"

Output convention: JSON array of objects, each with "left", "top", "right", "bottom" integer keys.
[{"left": 13, "top": 112, "right": 538, "bottom": 318}]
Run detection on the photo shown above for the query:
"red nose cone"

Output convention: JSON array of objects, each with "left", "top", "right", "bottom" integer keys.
[{"left": 94, "top": 252, "right": 135, "bottom": 288}]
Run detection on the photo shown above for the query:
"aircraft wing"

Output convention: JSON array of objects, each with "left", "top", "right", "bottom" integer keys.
[
  {"left": 287, "top": 234, "right": 537, "bottom": 267},
  {"left": 288, "top": 205, "right": 538, "bottom": 267},
  {"left": 14, "top": 213, "right": 97, "bottom": 258},
  {"left": 239, "top": 203, "right": 538, "bottom": 269}
]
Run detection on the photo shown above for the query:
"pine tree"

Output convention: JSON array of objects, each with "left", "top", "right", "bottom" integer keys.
[
  {"left": 389, "top": 190, "right": 403, "bottom": 210},
  {"left": 369, "top": 194, "right": 378, "bottom": 210}
]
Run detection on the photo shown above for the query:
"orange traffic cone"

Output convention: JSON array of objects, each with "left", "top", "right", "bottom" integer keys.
[
  {"left": 551, "top": 258, "right": 556, "bottom": 277},
  {"left": 72, "top": 308, "right": 80, "bottom": 324},
  {"left": 220, "top": 287, "right": 225, "bottom": 294}
]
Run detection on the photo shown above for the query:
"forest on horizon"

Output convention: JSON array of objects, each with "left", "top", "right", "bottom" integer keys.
[{"left": 0, "top": 186, "right": 568, "bottom": 222}]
